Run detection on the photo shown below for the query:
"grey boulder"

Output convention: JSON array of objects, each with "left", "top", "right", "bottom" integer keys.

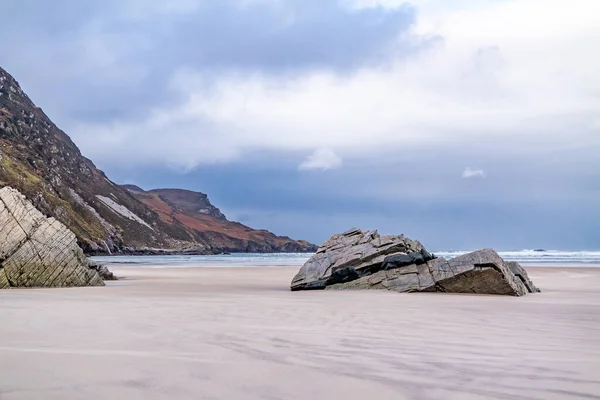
[
  {"left": 291, "top": 228, "right": 430, "bottom": 291},
  {"left": 291, "top": 229, "right": 539, "bottom": 296}
]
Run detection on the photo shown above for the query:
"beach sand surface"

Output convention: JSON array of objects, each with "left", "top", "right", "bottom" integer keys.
[{"left": 1, "top": 266, "right": 599, "bottom": 400}]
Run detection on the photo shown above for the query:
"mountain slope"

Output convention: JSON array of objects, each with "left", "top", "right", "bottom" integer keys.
[
  {"left": 0, "top": 66, "right": 315, "bottom": 254},
  {"left": 123, "top": 186, "right": 317, "bottom": 253}
]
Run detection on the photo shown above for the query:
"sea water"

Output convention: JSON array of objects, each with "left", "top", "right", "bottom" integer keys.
[{"left": 91, "top": 250, "right": 600, "bottom": 268}]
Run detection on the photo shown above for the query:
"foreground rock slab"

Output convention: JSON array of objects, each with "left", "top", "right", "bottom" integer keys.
[
  {"left": 0, "top": 187, "right": 104, "bottom": 288},
  {"left": 291, "top": 229, "right": 539, "bottom": 296}
]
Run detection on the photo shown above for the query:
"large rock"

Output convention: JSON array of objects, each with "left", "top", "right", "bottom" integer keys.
[
  {"left": 0, "top": 187, "right": 104, "bottom": 288},
  {"left": 291, "top": 229, "right": 539, "bottom": 296},
  {"left": 291, "top": 228, "right": 431, "bottom": 291}
]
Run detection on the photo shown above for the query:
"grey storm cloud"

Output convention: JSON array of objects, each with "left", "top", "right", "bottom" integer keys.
[{"left": 0, "top": 0, "right": 416, "bottom": 124}]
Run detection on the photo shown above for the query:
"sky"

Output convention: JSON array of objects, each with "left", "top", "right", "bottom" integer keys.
[{"left": 1, "top": 0, "right": 599, "bottom": 250}]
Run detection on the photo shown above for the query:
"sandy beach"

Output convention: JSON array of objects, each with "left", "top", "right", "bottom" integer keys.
[{"left": 1, "top": 266, "right": 599, "bottom": 400}]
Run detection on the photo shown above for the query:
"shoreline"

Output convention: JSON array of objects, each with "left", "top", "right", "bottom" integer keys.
[{"left": 101, "top": 263, "right": 600, "bottom": 270}]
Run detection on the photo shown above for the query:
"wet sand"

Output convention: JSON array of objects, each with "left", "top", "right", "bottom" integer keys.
[{"left": 1, "top": 266, "right": 599, "bottom": 400}]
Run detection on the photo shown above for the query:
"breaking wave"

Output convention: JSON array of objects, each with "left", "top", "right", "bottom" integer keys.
[{"left": 91, "top": 250, "right": 600, "bottom": 268}]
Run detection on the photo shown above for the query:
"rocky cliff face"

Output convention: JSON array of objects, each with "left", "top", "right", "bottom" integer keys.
[
  {"left": 0, "top": 187, "right": 104, "bottom": 288},
  {"left": 136, "top": 187, "right": 227, "bottom": 221},
  {"left": 124, "top": 186, "right": 317, "bottom": 253},
  {"left": 0, "top": 66, "right": 315, "bottom": 254},
  {"left": 0, "top": 66, "right": 195, "bottom": 253}
]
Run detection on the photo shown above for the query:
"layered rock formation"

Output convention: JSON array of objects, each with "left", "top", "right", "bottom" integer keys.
[
  {"left": 291, "top": 229, "right": 540, "bottom": 296},
  {"left": 0, "top": 66, "right": 315, "bottom": 254},
  {"left": 291, "top": 228, "right": 430, "bottom": 290},
  {"left": 0, "top": 187, "right": 104, "bottom": 288},
  {"left": 506, "top": 261, "right": 540, "bottom": 294}
]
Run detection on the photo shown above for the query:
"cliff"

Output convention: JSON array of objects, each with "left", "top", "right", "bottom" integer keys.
[
  {"left": 123, "top": 186, "right": 317, "bottom": 253},
  {"left": 0, "top": 66, "right": 315, "bottom": 254}
]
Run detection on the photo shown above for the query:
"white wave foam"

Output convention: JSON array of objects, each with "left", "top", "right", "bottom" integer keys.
[{"left": 91, "top": 250, "right": 600, "bottom": 268}]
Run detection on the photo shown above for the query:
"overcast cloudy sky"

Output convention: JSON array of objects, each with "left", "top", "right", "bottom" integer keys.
[{"left": 2, "top": 0, "right": 599, "bottom": 249}]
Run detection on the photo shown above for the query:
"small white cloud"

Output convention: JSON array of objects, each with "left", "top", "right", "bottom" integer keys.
[
  {"left": 299, "top": 148, "right": 343, "bottom": 171},
  {"left": 462, "top": 167, "right": 486, "bottom": 179}
]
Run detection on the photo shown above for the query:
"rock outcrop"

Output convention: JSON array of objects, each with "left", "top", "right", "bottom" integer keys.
[
  {"left": 88, "top": 259, "right": 118, "bottom": 281},
  {"left": 291, "top": 229, "right": 540, "bottom": 296},
  {"left": 0, "top": 186, "right": 104, "bottom": 288}
]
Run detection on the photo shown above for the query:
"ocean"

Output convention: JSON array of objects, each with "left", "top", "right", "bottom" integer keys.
[{"left": 91, "top": 250, "right": 600, "bottom": 268}]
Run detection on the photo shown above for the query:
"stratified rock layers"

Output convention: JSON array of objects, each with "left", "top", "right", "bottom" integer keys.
[
  {"left": 291, "top": 228, "right": 429, "bottom": 291},
  {"left": 0, "top": 187, "right": 104, "bottom": 288},
  {"left": 291, "top": 229, "right": 540, "bottom": 296}
]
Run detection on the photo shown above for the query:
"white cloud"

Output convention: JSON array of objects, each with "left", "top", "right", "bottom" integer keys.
[
  {"left": 462, "top": 167, "right": 486, "bottom": 179},
  {"left": 298, "top": 148, "right": 343, "bottom": 171},
  {"left": 72, "top": 0, "right": 600, "bottom": 169}
]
